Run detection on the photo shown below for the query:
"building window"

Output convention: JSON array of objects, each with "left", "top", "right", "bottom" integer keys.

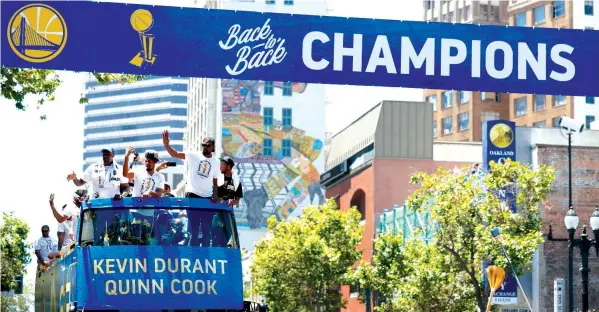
[
  {"left": 426, "top": 0, "right": 435, "bottom": 10},
  {"left": 534, "top": 94, "right": 546, "bottom": 111},
  {"left": 586, "top": 115, "right": 596, "bottom": 129},
  {"left": 495, "top": 93, "right": 501, "bottom": 102},
  {"left": 586, "top": 96, "right": 595, "bottom": 104},
  {"left": 282, "top": 108, "right": 292, "bottom": 127},
  {"left": 553, "top": 0, "right": 565, "bottom": 18},
  {"left": 459, "top": 113, "right": 469, "bottom": 131},
  {"left": 481, "top": 92, "right": 487, "bottom": 101},
  {"left": 282, "top": 82, "right": 292, "bottom": 96},
  {"left": 586, "top": 26, "right": 595, "bottom": 30},
  {"left": 515, "top": 12, "right": 526, "bottom": 26},
  {"left": 282, "top": 139, "right": 292, "bottom": 157},
  {"left": 350, "top": 189, "right": 366, "bottom": 221},
  {"left": 448, "top": 11, "right": 454, "bottom": 22},
  {"left": 533, "top": 121, "right": 546, "bottom": 128},
  {"left": 465, "top": 5, "right": 471, "bottom": 19},
  {"left": 442, "top": 117, "right": 453, "bottom": 135},
  {"left": 263, "top": 107, "right": 273, "bottom": 126},
  {"left": 266, "top": 0, "right": 275, "bottom": 4},
  {"left": 459, "top": 91, "right": 470, "bottom": 104},
  {"left": 426, "top": 95, "right": 437, "bottom": 112},
  {"left": 553, "top": 117, "right": 561, "bottom": 128},
  {"left": 284, "top": 0, "right": 293, "bottom": 4},
  {"left": 585, "top": 0, "right": 594, "bottom": 15},
  {"left": 263, "top": 138, "right": 273, "bottom": 156},
  {"left": 534, "top": 5, "right": 546, "bottom": 24},
  {"left": 442, "top": 91, "right": 452, "bottom": 109},
  {"left": 482, "top": 112, "right": 500, "bottom": 122},
  {"left": 433, "top": 120, "right": 437, "bottom": 137},
  {"left": 554, "top": 95, "right": 566, "bottom": 106},
  {"left": 515, "top": 97, "right": 527, "bottom": 116},
  {"left": 264, "top": 81, "right": 274, "bottom": 95}
]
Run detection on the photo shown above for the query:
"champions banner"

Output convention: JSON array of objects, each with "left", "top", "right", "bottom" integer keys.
[
  {"left": 76, "top": 246, "right": 243, "bottom": 310},
  {"left": 2, "top": 1, "right": 599, "bottom": 96}
]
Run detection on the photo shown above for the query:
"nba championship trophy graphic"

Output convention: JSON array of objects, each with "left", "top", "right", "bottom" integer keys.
[{"left": 129, "top": 9, "right": 157, "bottom": 68}]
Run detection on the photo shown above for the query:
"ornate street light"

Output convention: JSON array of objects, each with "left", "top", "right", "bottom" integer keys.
[{"left": 562, "top": 206, "right": 599, "bottom": 312}]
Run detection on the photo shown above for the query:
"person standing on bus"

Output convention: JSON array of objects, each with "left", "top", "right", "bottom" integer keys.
[
  {"left": 123, "top": 147, "right": 165, "bottom": 198},
  {"left": 217, "top": 156, "right": 243, "bottom": 207},
  {"left": 34, "top": 225, "right": 59, "bottom": 268},
  {"left": 66, "top": 148, "right": 128, "bottom": 199}
]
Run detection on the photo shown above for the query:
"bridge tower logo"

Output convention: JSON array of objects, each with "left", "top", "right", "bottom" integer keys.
[
  {"left": 6, "top": 3, "right": 67, "bottom": 63},
  {"left": 129, "top": 9, "right": 157, "bottom": 68}
]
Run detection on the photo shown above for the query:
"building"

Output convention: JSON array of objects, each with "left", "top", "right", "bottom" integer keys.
[
  {"left": 185, "top": 0, "right": 328, "bottom": 251},
  {"left": 506, "top": 0, "right": 598, "bottom": 130},
  {"left": 321, "top": 99, "right": 599, "bottom": 312},
  {"left": 423, "top": 0, "right": 510, "bottom": 142},
  {"left": 83, "top": 76, "right": 188, "bottom": 187}
]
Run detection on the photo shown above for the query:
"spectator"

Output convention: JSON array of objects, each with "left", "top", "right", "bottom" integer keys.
[
  {"left": 34, "top": 225, "right": 59, "bottom": 268},
  {"left": 217, "top": 156, "right": 243, "bottom": 207},
  {"left": 162, "top": 183, "right": 175, "bottom": 197},
  {"left": 162, "top": 130, "right": 219, "bottom": 201},
  {"left": 123, "top": 147, "right": 165, "bottom": 198},
  {"left": 66, "top": 148, "right": 128, "bottom": 199}
]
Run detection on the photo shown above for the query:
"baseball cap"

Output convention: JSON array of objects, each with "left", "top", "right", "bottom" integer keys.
[
  {"left": 144, "top": 150, "right": 160, "bottom": 162},
  {"left": 101, "top": 148, "right": 115, "bottom": 154},
  {"left": 219, "top": 156, "right": 235, "bottom": 167}
]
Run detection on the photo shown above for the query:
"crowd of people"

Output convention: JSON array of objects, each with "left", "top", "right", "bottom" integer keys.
[{"left": 35, "top": 131, "right": 243, "bottom": 270}]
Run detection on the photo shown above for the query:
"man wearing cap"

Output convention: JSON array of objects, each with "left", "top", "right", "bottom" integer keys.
[
  {"left": 218, "top": 156, "right": 243, "bottom": 207},
  {"left": 67, "top": 148, "right": 128, "bottom": 199},
  {"left": 162, "top": 130, "right": 219, "bottom": 202},
  {"left": 123, "top": 147, "right": 165, "bottom": 198}
]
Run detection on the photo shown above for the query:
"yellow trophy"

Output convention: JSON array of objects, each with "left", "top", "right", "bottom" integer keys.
[{"left": 129, "top": 9, "right": 157, "bottom": 68}]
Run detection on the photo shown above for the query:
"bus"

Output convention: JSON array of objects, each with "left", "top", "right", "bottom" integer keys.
[{"left": 35, "top": 197, "right": 266, "bottom": 312}]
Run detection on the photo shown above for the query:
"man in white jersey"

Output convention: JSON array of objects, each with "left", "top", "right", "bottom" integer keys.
[
  {"left": 162, "top": 130, "right": 219, "bottom": 201},
  {"left": 56, "top": 189, "right": 87, "bottom": 250},
  {"left": 35, "top": 225, "right": 59, "bottom": 268},
  {"left": 123, "top": 147, "right": 165, "bottom": 198},
  {"left": 66, "top": 148, "right": 128, "bottom": 199}
]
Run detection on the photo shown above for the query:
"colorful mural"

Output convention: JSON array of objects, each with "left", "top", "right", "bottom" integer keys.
[{"left": 221, "top": 79, "right": 324, "bottom": 229}]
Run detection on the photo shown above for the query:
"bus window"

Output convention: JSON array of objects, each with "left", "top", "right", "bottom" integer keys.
[{"left": 79, "top": 208, "right": 238, "bottom": 248}]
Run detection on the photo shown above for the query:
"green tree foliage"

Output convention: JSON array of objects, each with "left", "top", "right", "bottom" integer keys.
[
  {"left": 1, "top": 213, "right": 32, "bottom": 292},
  {"left": 1, "top": 66, "right": 144, "bottom": 117},
  {"left": 250, "top": 199, "right": 363, "bottom": 312},
  {"left": 354, "top": 160, "right": 555, "bottom": 312},
  {"left": 1, "top": 283, "right": 34, "bottom": 312}
]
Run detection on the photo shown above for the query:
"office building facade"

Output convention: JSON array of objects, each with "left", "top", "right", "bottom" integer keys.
[{"left": 83, "top": 76, "right": 188, "bottom": 187}]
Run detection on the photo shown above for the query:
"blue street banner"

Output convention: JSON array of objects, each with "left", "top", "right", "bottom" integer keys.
[
  {"left": 2, "top": 1, "right": 599, "bottom": 96},
  {"left": 76, "top": 246, "right": 243, "bottom": 310}
]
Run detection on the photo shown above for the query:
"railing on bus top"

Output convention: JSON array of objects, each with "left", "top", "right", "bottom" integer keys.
[{"left": 82, "top": 197, "right": 233, "bottom": 211}]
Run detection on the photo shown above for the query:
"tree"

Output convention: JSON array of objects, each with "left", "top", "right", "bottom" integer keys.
[
  {"left": 354, "top": 160, "right": 555, "bottom": 312},
  {"left": 1, "top": 66, "right": 144, "bottom": 118},
  {"left": 1, "top": 282, "right": 34, "bottom": 312},
  {"left": 1, "top": 213, "right": 32, "bottom": 292},
  {"left": 250, "top": 199, "right": 363, "bottom": 312}
]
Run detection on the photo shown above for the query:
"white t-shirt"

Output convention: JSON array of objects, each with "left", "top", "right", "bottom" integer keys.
[
  {"left": 185, "top": 152, "right": 220, "bottom": 197},
  {"left": 35, "top": 237, "right": 58, "bottom": 261},
  {"left": 57, "top": 221, "right": 74, "bottom": 248},
  {"left": 132, "top": 168, "right": 165, "bottom": 197},
  {"left": 83, "top": 162, "right": 125, "bottom": 198}
]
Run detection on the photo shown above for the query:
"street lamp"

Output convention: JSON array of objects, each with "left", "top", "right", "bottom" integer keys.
[{"left": 563, "top": 206, "right": 599, "bottom": 312}]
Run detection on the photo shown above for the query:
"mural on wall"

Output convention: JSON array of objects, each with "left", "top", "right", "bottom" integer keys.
[{"left": 221, "top": 79, "right": 324, "bottom": 229}]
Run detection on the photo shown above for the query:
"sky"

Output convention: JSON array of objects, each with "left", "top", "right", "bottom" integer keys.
[{"left": 0, "top": 0, "right": 423, "bottom": 286}]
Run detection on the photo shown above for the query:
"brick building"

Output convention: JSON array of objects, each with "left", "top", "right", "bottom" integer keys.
[
  {"left": 321, "top": 100, "right": 599, "bottom": 311},
  {"left": 423, "top": 0, "right": 510, "bottom": 142}
]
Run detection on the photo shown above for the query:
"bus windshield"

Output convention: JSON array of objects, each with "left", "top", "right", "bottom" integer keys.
[{"left": 79, "top": 208, "right": 238, "bottom": 248}]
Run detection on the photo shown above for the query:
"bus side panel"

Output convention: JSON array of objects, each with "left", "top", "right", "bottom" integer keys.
[{"left": 35, "top": 248, "right": 77, "bottom": 312}]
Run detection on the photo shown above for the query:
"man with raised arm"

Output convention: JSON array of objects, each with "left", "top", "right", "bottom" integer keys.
[
  {"left": 66, "top": 148, "right": 128, "bottom": 199},
  {"left": 123, "top": 147, "right": 165, "bottom": 198},
  {"left": 162, "top": 130, "right": 219, "bottom": 202}
]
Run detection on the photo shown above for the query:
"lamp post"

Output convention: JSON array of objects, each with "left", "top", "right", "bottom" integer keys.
[{"left": 563, "top": 206, "right": 599, "bottom": 312}]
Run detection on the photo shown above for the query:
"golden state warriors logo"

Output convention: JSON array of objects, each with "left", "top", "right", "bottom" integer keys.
[
  {"left": 130, "top": 9, "right": 157, "bottom": 68},
  {"left": 489, "top": 123, "right": 514, "bottom": 149},
  {"left": 7, "top": 4, "right": 67, "bottom": 63}
]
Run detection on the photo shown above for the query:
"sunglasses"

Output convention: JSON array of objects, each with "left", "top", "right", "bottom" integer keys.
[{"left": 202, "top": 143, "right": 213, "bottom": 147}]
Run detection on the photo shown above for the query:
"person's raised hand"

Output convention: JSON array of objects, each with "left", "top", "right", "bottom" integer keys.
[
  {"left": 125, "top": 146, "right": 135, "bottom": 157},
  {"left": 66, "top": 172, "right": 77, "bottom": 181},
  {"left": 162, "top": 130, "right": 170, "bottom": 146},
  {"left": 49, "top": 193, "right": 55, "bottom": 204}
]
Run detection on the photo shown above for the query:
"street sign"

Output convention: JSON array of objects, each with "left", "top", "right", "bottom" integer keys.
[{"left": 554, "top": 278, "right": 565, "bottom": 312}]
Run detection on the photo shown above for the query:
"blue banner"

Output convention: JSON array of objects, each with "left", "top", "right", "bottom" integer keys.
[
  {"left": 76, "top": 246, "right": 243, "bottom": 310},
  {"left": 2, "top": 1, "right": 599, "bottom": 96}
]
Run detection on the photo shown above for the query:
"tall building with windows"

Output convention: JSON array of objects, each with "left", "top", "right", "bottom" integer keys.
[
  {"left": 186, "top": 0, "right": 328, "bottom": 251},
  {"left": 83, "top": 76, "right": 188, "bottom": 187},
  {"left": 423, "top": 0, "right": 510, "bottom": 141},
  {"left": 507, "top": 0, "right": 598, "bottom": 130}
]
